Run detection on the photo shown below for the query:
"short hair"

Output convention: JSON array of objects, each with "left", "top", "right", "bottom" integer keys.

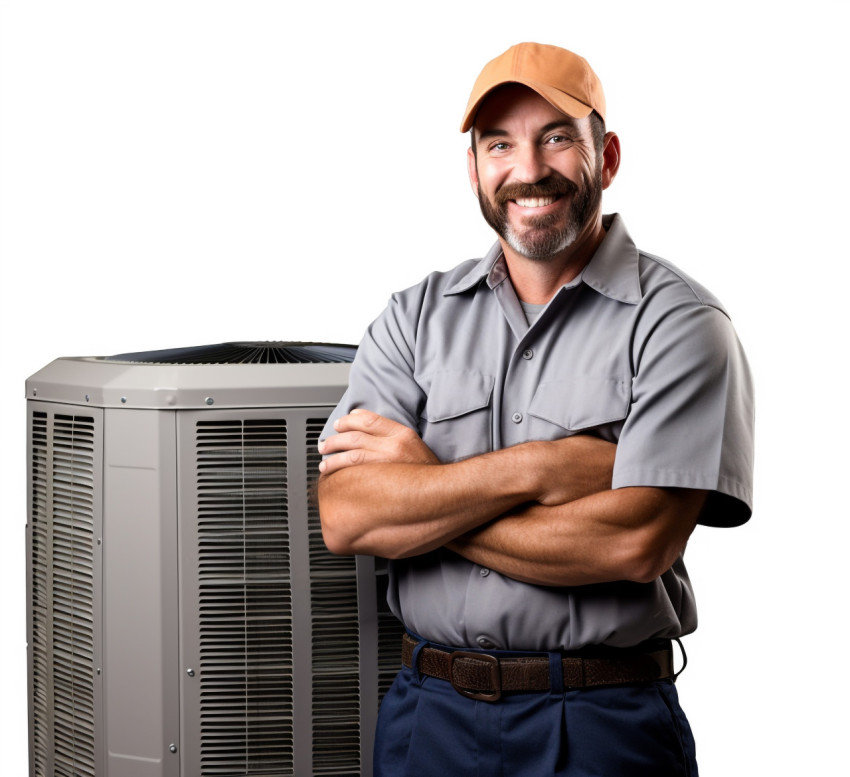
[{"left": 588, "top": 110, "right": 606, "bottom": 158}]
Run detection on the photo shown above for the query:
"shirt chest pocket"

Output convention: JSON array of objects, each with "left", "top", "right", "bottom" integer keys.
[
  {"left": 419, "top": 370, "right": 495, "bottom": 462},
  {"left": 528, "top": 376, "right": 631, "bottom": 441}
]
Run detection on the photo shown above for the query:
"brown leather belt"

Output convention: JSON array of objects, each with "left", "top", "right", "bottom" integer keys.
[{"left": 402, "top": 633, "right": 675, "bottom": 702}]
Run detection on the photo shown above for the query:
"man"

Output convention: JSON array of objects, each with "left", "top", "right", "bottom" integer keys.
[{"left": 318, "top": 42, "right": 753, "bottom": 776}]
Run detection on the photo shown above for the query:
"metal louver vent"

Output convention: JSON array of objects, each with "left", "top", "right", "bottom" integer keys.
[
  {"left": 306, "top": 419, "right": 361, "bottom": 776},
  {"left": 30, "top": 411, "right": 97, "bottom": 777},
  {"left": 196, "top": 418, "right": 293, "bottom": 776},
  {"left": 30, "top": 411, "right": 50, "bottom": 777},
  {"left": 107, "top": 341, "right": 357, "bottom": 365}
]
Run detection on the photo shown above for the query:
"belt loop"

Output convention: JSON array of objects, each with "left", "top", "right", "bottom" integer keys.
[
  {"left": 411, "top": 638, "right": 428, "bottom": 684},
  {"left": 672, "top": 638, "right": 688, "bottom": 682},
  {"left": 548, "top": 651, "right": 564, "bottom": 696}
]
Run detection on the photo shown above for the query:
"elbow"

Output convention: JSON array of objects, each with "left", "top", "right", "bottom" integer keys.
[
  {"left": 317, "top": 475, "right": 388, "bottom": 557},
  {"left": 621, "top": 540, "right": 681, "bottom": 584},
  {"left": 316, "top": 472, "right": 423, "bottom": 559},
  {"left": 318, "top": 490, "right": 366, "bottom": 555},
  {"left": 317, "top": 476, "right": 358, "bottom": 556},
  {"left": 320, "top": 518, "right": 353, "bottom": 556},
  {"left": 320, "top": 514, "right": 409, "bottom": 560},
  {"left": 625, "top": 557, "right": 670, "bottom": 584},
  {"left": 610, "top": 488, "right": 702, "bottom": 583},
  {"left": 319, "top": 507, "right": 363, "bottom": 556}
]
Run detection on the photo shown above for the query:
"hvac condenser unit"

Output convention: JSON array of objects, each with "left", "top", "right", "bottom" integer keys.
[{"left": 26, "top": 342, "right": 404, "bottom": 777}]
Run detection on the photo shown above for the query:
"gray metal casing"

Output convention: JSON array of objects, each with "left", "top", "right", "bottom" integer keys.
[{"left": 26, "top": 356, "right": 402, "bottom": 777}]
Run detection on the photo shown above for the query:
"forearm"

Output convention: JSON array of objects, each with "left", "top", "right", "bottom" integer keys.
[
  {"left": 318, "top": 431, "right": 616, "bottom": 559},
  {"left": 447, "top": 486, "right": 707, "bottom": 587},
  {"left": 318, "top": 408, "right": 617, "bottom": 559},
  {"left": 318, "top": 446, "right": 538, "bottom": 558}
]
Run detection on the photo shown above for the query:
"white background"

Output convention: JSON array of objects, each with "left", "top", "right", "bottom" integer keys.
[{"left": 1, "top": 1, "right": 847, "bottom": 773}]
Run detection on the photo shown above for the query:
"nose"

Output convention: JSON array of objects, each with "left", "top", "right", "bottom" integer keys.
[{"left": 512, "top": 141, "right": 550, "bottom": 183}]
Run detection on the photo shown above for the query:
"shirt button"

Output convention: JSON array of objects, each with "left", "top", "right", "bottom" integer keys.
[
  {"left": 480, "top": 567, "right": 490, "bottom": 577},
  {"left": 511, "top": 412, "right": 523, "bottom": 424},
  {"left": 477, "top": 637, "right": 496, "bottom": 649},
  {"left": 522, "top": 348, "right": 533, "bottom": 360}
]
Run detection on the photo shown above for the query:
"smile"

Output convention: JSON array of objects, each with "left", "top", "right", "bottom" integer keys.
[{"left": 512, "top": 195, "right": 560, "bottom": 208}]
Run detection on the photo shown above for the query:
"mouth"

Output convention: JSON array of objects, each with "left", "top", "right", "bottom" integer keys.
[{"left": 512, "top": 195, "right": 561, "bottom": 209}]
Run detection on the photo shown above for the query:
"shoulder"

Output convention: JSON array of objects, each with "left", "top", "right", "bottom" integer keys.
[
  {"left": 627, "top": 249, "right": 749, "bottom": 379},
  {"left": 363, "top": 255, "right": 489, "bottom": 345},
  {"left": 637, "top": 250, "right": 729, "bottom": 318},
  {"left": 393, "top": 256, "right": 488, "bottom": 302},
  {"left": 380, "top": 255, "right": 492, "bottom": 327}
]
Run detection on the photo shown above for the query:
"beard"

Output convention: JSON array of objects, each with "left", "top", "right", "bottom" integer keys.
[{"left": 477, "top": 168, "right": 602, "bottom": 261}]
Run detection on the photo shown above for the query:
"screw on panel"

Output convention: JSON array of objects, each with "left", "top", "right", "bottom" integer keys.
[
  {"left": 85, "top": 394, "right": 90, "bottom": 402},
  {"left": 121, "top": 397, "right": 127, "bottom": 404},
  {"left": 169, "top": 744, "right": 177, "bottom": 754},
  {"left": 205, "top": 397, "right": 214, "bottom": 406},
  {"left": 186, "top": 668, "right": 195, "bottom": 677},
  {"left": 32, "top": 389, "right": 37, "bottom": 397}
]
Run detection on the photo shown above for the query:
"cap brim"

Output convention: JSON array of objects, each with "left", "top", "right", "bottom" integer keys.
[{"left": 460, "top": 80, "right": 594, "bottom": 133}]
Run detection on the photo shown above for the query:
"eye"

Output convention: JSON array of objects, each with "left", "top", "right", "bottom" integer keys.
[
  {"left": 489, "top": 141, "right": 511, "bottom": 153},
  {"left": 545, "top": 134, "right": 573, "bottom": 145}
]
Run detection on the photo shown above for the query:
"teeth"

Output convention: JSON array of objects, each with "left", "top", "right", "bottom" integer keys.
[{"left": 514, "top": 196, "right": 556, "bottom": 208}]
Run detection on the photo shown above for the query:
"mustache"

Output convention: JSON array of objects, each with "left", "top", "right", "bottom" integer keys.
[{"left": 494, "top": 175, "right": 578, "bottom": 207}]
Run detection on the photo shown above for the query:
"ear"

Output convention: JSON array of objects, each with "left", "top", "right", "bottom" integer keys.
[
  {"left": 467, "top": 146, "right": 481, "bottom": 199},
  {"left": 601, "top": 131, "right": 621, "bottom": 190}
]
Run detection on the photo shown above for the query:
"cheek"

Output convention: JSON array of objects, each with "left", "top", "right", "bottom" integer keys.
[
  {"left": 552, "top": 145, "right": 597, "bottom": 183},
  {"left": 574, "top": 148, "right": 599, "bottom": 182},
  {"left": 476, "top": 159, "right": 509, "bottom": 194}
]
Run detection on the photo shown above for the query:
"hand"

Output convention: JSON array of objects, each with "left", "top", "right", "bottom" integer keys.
[{"left": 318, "top": 409, "right": 439, "bottom": 476}]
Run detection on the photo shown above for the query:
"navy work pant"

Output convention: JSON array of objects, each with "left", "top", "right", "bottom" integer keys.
[{"left": 374, "top": 646, "right": 698, "bottom": 776}]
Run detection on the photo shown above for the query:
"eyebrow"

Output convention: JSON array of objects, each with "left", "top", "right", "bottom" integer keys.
[{"left": 475, "top": 118, "right": 582, "bottom": 144}]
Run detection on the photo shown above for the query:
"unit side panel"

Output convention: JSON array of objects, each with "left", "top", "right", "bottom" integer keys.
[
  {"left": 26, "top": 401, "right": 104, "bottom": 777},
  {"left": 102, "top": 409, "right": 180, "bottom": 777}
]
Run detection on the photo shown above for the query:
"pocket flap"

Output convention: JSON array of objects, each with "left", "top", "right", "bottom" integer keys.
[
  {"left": 529, "top": 376, "right": 631, "bottom": 431},
  {"left": 421, "top": 370, "right": 495, "bottom": 422}
]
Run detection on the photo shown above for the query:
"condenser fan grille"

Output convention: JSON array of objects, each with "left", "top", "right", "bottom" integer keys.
[{"left": 106, "top": 342, "right": 357, "bottom": 365}]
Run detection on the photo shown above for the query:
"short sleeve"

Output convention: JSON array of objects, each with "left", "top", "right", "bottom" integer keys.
[
  {"left": 612, "top": 302, "right": 755, "bottom": 527},
  {"left": 320, "top": 291, "right": 425, "bottom": 443}
]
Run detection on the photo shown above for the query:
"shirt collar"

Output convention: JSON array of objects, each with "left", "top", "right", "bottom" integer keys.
[
  {"left": 579, "top": 213, "right": 642, "bottom": 304},
  {"left": 443, "top": 240, "right": 506, "bottom": 295},
  {"left": 443, "top": 213, "right": 642, "bottom": 304}
]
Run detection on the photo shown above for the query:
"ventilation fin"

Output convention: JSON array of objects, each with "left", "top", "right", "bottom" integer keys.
[{"left": 106, "top": 342, "right": 356, "bottom": 365}]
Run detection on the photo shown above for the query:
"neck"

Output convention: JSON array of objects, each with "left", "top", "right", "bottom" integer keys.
[{"left": 501, "top": 213, "right": 607, "bottom": 304}]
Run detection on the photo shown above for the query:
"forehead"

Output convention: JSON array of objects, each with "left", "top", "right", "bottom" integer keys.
[{"left": 472, "top": 83, "right": 583, "bottom": 139}]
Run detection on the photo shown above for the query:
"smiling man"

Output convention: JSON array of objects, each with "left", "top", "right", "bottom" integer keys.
[{"left": 318, "top": 43, "right": 754, "bottom": 776}]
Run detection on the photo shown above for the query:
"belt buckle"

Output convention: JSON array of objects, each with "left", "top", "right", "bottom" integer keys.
[{"left": 448, "top": 651, "right": 501, "bottom": 702}]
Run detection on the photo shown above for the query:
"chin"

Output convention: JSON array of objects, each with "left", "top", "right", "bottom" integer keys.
[{"left": 505, "top": 226, "right": 579, "bottom": 261}]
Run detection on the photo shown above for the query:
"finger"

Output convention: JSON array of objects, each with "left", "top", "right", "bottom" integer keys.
[
  {"left": 318, "top": 447, "right": 368, "bottom": 476},
  {"left": 333, "top": 409, "right": 402, "bottom": 436},
  {"left": 319, "top": 430, "right": 379, "bottom": 456}
]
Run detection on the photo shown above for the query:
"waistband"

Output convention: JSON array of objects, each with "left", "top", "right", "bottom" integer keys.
[{"left": 401, "top": 633, "right": 676, "bottom": 702}]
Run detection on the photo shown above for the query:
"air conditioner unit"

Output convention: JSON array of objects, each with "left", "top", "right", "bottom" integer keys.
[{"left": 25, "top": 342, "right": 404, "bottom": 777}]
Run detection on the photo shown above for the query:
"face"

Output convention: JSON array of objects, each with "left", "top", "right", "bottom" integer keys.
[{"left": 469, "top": 85, "right": 604, "bottom": 261}]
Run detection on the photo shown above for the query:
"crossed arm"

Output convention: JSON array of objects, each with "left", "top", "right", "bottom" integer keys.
[{"left": 317, "top": 409, "right": 706, "bottom": 587}]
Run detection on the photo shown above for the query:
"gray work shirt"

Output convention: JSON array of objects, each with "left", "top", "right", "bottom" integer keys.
[{"left": 322, "top": 214, "right": 754, "bottom": 651}]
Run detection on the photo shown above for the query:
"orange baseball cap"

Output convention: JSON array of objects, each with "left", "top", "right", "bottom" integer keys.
[{"left": 460, "top": 42, "right": 606, "bottom": 132}]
